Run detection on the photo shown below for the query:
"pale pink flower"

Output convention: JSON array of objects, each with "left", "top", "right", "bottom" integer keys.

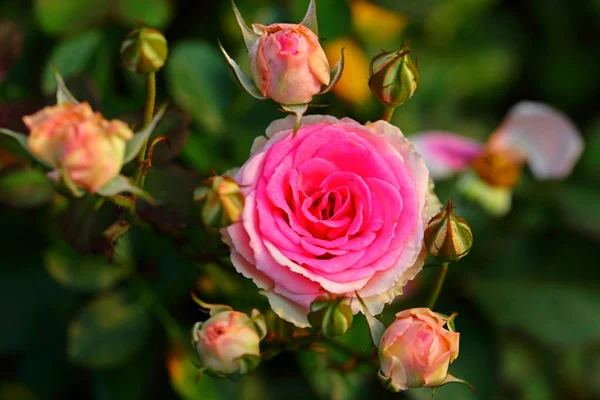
[
  {"left": 379, "top": 308, "right": 460, "bottom": 391},
  {"left": 23, "top": 102, "right": 133, "bottom": 193},
  {"left": 192, "top": 311, "right": 263, "bottom": 374},
  {"left": 411, "top": 101, "right": 583, "bottom": 181},
  {"left": 223, "top": 115, "right": 433, "bottom": 327},
  {"left": 250, "top": 23, "right": 330, "bottom": 105}
]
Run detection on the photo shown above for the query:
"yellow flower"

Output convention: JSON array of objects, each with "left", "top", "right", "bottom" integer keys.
[
  {"left": 324, "top": 38, "right": 371, "bottom": 106},
  {"left": 351, "top": 0, "right": 407, "bottom": 45}
]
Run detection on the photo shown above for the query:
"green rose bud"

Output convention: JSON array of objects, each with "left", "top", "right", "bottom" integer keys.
[
  {"left": 368, "top": 42, "right": 419, "bottom": 108},
  {"left": 424, "top": 200, "right": 473, "bottom": 262},
  {"left": 308, "top": 296, "right": 353, "bottom": 338},
  {"left": 120, "top": 26, "right": 168, "bottom": 74},
  {"left": 194, "top": 175, "right": 245, "bottom": 228}
]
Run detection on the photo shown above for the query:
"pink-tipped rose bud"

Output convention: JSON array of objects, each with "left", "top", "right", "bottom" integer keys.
[
  {"left": 23, "top": 102, "right": 133, "bottom": 193},
  {"left": 250, "top": 23, "right": 330, "bottom": 105},
  {"left": 192, "top": 309, "right": 266, "bottom": 375},
  {"left": 379, "top": 308, "right": 460, "bottom": 392}
]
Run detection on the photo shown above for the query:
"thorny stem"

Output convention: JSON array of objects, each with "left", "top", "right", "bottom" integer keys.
[
  {"left": 428, "top": 262, "right": 449, "bottom": 309},
  {"left": 381, "top": 105, "right": 395, "bottom": 122},
  {"left": 135, "top": 72, "right": 156, "bottom": 187}
]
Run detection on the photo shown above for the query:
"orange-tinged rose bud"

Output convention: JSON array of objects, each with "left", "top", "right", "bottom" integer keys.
[
  {"left": 194, "top": 175, "right": 245, "bottom": 228},
  {"left": 23, "top": 102, "right": 133, "bottom": 193},
  {"left": 379, "top": 308, "right": 460, "bottom": 391},
  {"left": 250, "top": 23, "right": 330, "bottom": 105},
  {"left": 424, "top": 200, "right": 473, "bottom": 262}
]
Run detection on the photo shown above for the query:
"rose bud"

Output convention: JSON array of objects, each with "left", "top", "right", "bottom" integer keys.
[
  {"left": 424, "top": 200, "right": 473, "bottom": 263},
  {"left": 308, "top": 296, "right": 353, "bottom": 338},
  {"left": 378, "top": 308, "right": 460, "bottom": 392},
  {"left": 23, "top": 102, "right": 133, "bottom": 193},
  {"left": 192, "top": 309, "right": 266, "bottom": 375},
  {"left": 250, "top": 23, "right": 330, "bottom": 105},
  {"left": 368, "top": 42, "right": 419, "bottom": 108},
  {"left": 194, "top": 175, "right": 245, "bottom": 228},
  {"left": 120, "top": 26, "right": 168, "bottom": 74},
  {"left": 220, "top": 0, "right": 344, "bottom": 112}
]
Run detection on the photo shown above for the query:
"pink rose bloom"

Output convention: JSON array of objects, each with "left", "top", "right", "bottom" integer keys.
[
  {"left": 192, "top": 311, "right": 264, "bottom": 374},
  {"left": 379, "top": 308, "right": 460, "bottom": 391},
  {"left": 23, "top": 102, "right": 133, "bottom": 193},
  {"left": 411, "top": 101, "right": 583, "bottom": 181},
  {"left": 250, "top": 23, "right": 330, "bottom": 105},
  {"left": 223, "top": 115, "right": 433, "bottom": 327}
]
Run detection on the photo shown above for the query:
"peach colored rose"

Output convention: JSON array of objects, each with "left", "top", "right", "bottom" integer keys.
[
  {"left": 223, "top": 115, "right": 433, "bottom": 327},
  {"left": 23, "top": 102, "right": 133, "bottom": 193},
  {"left": 192, "top": 311, "right": 263, "bottom": 374},
  {"left": 379, "top": 308, "right": 460, "bottom": 391},
  {"left": 250, "top": 23, "right": 330, "bottom": 105}
]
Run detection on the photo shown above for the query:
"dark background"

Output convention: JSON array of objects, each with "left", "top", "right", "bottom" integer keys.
[{"left": 0, "top": 0, "right": 599, "bottom": 399}]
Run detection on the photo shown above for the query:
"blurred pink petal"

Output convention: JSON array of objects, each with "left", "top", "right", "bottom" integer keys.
[
  {"left": 410, "top": 132, "right": 484, "bottom": 179},
  {"left": 489, "top": 101, "right": 583, "bottom": 179}
]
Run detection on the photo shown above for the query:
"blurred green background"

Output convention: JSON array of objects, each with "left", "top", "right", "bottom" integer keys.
[{"left": 1, "top": 0, "right": 599, "bottom": 399}]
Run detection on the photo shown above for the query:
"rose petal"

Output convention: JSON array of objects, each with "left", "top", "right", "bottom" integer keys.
[
  {"left": 409, "top": 131, "right": 484, "bottom": 179},
  {"left": 488, "top": 101, "right": 583, "bottom": 179}
]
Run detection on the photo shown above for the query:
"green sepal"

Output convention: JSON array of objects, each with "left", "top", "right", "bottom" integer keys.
[
  {"left": 280, "top": 104, "right": 308, "bottom": 134},
  {"left": 0, "top": 128, "right": 52, "bottom": 168},
  {"left": 123, "top": 102, "right": 168, "bottom": 164},
  {"left": 231, "top": 0, "right": 261, "bottom": 51},
  {"left": 52, "top": 66, "right": 79, "bottom": 105},
  {"left": 236, "top": 354, "right": 261, "bottom": 374},
  {"left": 301, "top": 0, "right": 319, "bottom": 36},
  {"left": 355, "top": 292, "right": 386, "bottom": 349},
  {"left": 190, "top": 291, "right": 232, "bottom": 316},
  {"left": 432, "top": 373, "right": 475, "bottom": 397},
  {"left": 319, "top": 47, "right": 345, "bottom": 95},
  {"left": 96, "top": 175, "right": 155, "bottom": 203},
  {"left": 250, "top": 309, "right": 267, "bottom": 340},
  {"left": 218, "top": 39, "right": 266, "bottom": 100}
]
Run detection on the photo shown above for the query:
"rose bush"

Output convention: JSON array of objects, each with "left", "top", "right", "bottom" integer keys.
[{"left": 223, "top": 115, "right": 434, "bottom": 327}]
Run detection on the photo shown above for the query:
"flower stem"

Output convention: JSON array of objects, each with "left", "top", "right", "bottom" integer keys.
[
  {"left": 428, "top": 262, "right": 449, "bottom": 309},
  {"left": 133, "top": 273, "right": 182, "bottom": 341},
  {"left": 381, "top": 105, "right": 395, "bottom": 122},
  {"left": 321, "top": 336, "right": 378, "bottom": 366},
  {"left": 135, "top": 72, "right": 156, "bottom": 187}
]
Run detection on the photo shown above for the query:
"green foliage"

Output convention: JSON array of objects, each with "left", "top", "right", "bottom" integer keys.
[
  {"left": 44, "top": 238, "right": 132, "bottom": 292},
  {"left": 67, "top": 288, "right": 152, "bottom": 369},
  {"left": 167, "top": 41, "right": 234, "bottom": 134},
  {"left": 0, "top": 168, "right": 54, "bottom": 207}
]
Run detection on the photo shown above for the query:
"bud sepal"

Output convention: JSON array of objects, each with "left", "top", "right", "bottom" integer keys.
[
  {"left": 308, "top": 295, "right": 353, "bottom": 338},
  {"left": 424, "top": 200, "right": 473, "bottom": 262},
  {"left": 369, "top": 41, "right": 419, "bottom": 108},
  {"left": 120, "top": 26, "right": 168, "bottom": 74},
  {"left": 194, "top": 175, "right": 245, "bottom": 228}
]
